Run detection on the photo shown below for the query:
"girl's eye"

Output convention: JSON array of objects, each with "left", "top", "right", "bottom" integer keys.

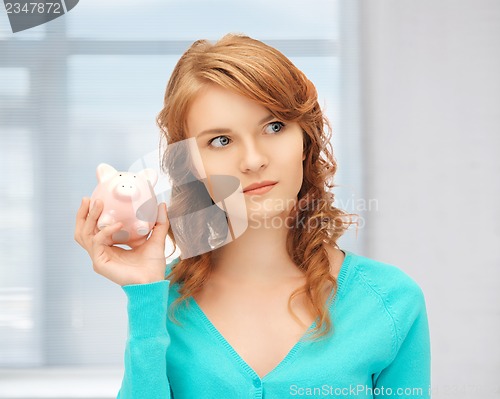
[
  {"left": 207, "top": 122, "right": 285, "bottom": 149},
  {"left": 265, "top": 121, "right": 285, "bottom": 134},
  {"left": 208, "top": 136, "right": 231, "bottom": 148}
]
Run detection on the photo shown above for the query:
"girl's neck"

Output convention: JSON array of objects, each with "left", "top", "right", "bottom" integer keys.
[{"left": 210, "top": 214, "right": 304, "bottom": 287}]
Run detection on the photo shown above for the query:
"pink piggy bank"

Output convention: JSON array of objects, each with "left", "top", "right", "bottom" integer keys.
[{"left": 90, "top": 163, "right": 158, "bottom": 246}]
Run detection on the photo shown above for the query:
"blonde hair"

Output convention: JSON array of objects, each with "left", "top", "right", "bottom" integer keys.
[{"left": 157, "top": 33, "right": 358, "bottom": 341}]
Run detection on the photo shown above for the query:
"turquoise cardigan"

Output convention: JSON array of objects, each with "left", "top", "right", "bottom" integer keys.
[{"left": 118, "top": 251, "right": 431, "bottom": 398}]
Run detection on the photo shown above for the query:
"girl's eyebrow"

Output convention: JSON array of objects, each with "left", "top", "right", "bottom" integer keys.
[{"left": 195, "top": 114, "right": 275, "bottom": 138}]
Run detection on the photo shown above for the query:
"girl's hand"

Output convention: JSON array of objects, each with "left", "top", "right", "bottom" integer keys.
[{"left": 74, "top": 197, "right": 170, "bottom": 286}]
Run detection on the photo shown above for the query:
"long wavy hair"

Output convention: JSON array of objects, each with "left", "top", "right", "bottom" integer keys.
[{"left": 157, "top": 33, "right": 358, "bottom": 341}]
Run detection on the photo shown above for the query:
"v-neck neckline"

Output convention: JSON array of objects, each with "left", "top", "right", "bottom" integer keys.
[{"left": 188, "top": 250, "right": 354, "bottom": 382}]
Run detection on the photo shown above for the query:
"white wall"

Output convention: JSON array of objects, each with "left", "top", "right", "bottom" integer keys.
[{"left": 359, "top": 0, "right": 500, "bottom": 397}]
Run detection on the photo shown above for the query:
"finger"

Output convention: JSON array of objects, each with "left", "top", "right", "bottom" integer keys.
[
  {"left": 83, "top": 198, "right": 103, "bottom": 240},
  {"left": 90, "top": 222, "right": 123, "bottom": 263},
  {"left": 91, "top": 223, "right": 128, "bottom": 280},
  {"left": 74, "top": 197, "right": 90, "bottom": 243},
  {"left": 148, "top": 203, "right": 170, "bottom": 245}
]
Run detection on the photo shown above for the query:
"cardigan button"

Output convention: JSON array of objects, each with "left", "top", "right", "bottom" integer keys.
[{"left": 253, "top": 378, "right": 262, "bottom": 388}]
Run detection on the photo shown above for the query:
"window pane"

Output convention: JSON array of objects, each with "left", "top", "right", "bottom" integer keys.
[
  {"left": 68, "top": 55, "right": 176, "bottom": 169},
  {"left": 0, "top": 68, "right": 30, "bottom": 96},
  {"left": 0, "top": 128, "right": 41, "bottom": 366},
  {"left": 67, "top": 0, "right": 339, "bottom": 41}
]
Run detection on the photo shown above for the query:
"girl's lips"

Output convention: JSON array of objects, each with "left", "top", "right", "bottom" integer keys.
[{"left": 243, "top": 183, "right": 277, "bottom": 195}]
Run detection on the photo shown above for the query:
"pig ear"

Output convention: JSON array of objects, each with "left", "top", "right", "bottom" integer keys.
[
  {"left": 96, "top": 163, "right": 117, "bottom": 183},
  {"left": 139, "top": 168, "right": 158, "bottom": 187}
]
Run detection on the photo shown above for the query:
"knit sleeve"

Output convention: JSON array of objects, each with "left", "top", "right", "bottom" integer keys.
[
  {"left": 117, "top": 279, "right": 172, "bottom": 399},
  {"left": 372, "top": 281, "right": 431, "bottom": 398}
]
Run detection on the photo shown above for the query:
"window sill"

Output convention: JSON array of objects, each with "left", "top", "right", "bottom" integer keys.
[{"left": 0, "top": 367, "right": 122, "bottom": 399}]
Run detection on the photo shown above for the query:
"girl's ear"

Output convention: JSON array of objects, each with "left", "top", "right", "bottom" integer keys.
[{"left": 96, "top": 163, "right": 117, "bottom": 183}]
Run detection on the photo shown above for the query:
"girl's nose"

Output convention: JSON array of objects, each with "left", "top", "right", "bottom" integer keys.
[{"left": 239, "top": 141, "right": 269, "bottom": 172}]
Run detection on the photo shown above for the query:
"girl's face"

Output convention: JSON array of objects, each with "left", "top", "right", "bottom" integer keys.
[{"left": 186, "top": 84, "right": 305, "bottom": 224}]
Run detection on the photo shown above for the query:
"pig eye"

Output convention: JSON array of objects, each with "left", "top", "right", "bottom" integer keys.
[{"left": 119, "top": 174, "right": 122, "bottom": 176}]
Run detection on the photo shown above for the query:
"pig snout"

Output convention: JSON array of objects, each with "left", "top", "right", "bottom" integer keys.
[{"left": 112, "top": 178, "right": 140, "bottom": 199}]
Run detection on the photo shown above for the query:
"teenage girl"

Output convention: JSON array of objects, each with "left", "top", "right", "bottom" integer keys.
[{"left": 75, "top": 33, "right": 430, "bottom": 399}]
